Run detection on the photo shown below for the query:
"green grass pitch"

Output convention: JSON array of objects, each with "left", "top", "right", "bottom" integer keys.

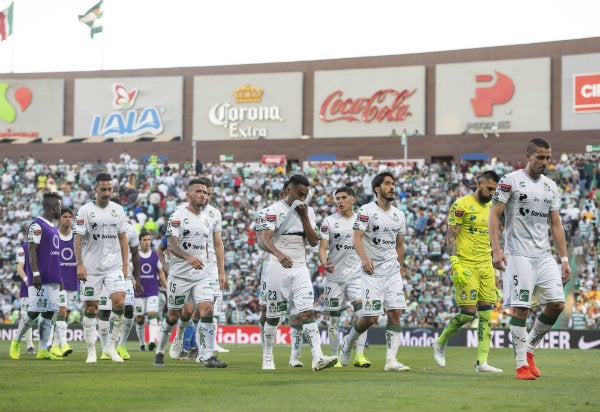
[{"left": 1, "top": 342, "right": 599, "bottom": 412}]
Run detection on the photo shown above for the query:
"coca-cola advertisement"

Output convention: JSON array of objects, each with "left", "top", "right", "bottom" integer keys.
[{"left": 313, "top": 66, "right": 425, "bottom": 138}]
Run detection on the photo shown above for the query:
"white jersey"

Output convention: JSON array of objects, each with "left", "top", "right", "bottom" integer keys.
[
  {"left": 493, "top": 169, "right": 560, "bottom": 257},
  {"left": 125, "top": 222, "right": 140, "bottom": 276},
  {"left": 75, "top": 200, "right": 127, "bottom": 275},
  {"left": 263, "top": 200, "right": 316, "bottom": 264},
  {"left": 166, "top": 206, "right": 211, "bottom": 281},
  {"left": 353, "top": 201, "right": 406, "bottom": 276},
  {"left": 204, "top": 203, "right": 222, "bottom": 267},
  {"left": 320, "top": 212, "right": 361, "bottom": 283}
]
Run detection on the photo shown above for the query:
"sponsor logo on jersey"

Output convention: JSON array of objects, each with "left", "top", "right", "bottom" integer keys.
[
  {"left": 359, "top": 214, "right": 369, "bottom": 223},
  {"left": 454, "top": 210, "right": 465, "bottom": 217},
  {"left": 266, "top": 214, "right": 276, "bottom": 222},
  {"left": 170, "top": 219, "right": 181, "bottom": 228},
  {"left": 500, "top": 183, "right": 511, "bottom": 192},
  {"left": 320, "top": 225, "right": 328, "bottom": 233}
]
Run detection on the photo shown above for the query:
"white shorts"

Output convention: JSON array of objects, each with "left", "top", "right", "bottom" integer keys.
[
  {"left": 263, "top": 260, "right": 313, "bottom": 319},
  {"left": 57, "top": 290, "right": 79, "bottom": 311},
  {"left": 80, "top": 271, "right": 127, "bottom": 302},
  {"left": 134, "top": 296, "right": 160, "bottom": 315},
  {"left": 28, "top": 283, "right": 61, "bottom": 313},
  {"left": 167, "top": 276, "right": 214, "bottom": 310},
  {"left": 206, "top": 263, "right": 221, "bottom": 296},
  {"left": 573, "top": 246, "right": 583, "bottom": 256},
  {"left": 502, "top": 255, "right": 565, "bottom": 309},
  {"left": 361, "top": 273, "right": 407, "bottom": 317},
  {"left": 324, "top": 277, "right": 362, "bottom": 313},
  {"left": 98, "top": 278, "right": 134, "bottom": 310}
]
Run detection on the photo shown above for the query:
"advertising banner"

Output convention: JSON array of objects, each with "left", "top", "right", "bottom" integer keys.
[
  {"left": 0, "top": 78, "right": 64, "bottom": 143},
  {"left": 73, "top": 76, "right": 183, "bottom": 143},
  {"left": 313, "top": 66, "right": 425, "bottom": 138},
  {"left": 436, "top": 58, "right": 551, "bottom": 135},
  {"left": 2, "top": 325, "right": 598, "bottom": 349},
  {"left": 193, "top": 72, "right": 303, "bottom": 141},
  {"left": 562, "top": 53, "right": 600, "bottom": 130}
]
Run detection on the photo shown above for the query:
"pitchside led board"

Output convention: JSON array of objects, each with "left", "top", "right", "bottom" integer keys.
[
  {"left": 313, "top": 67, "right": 425, "bottom": 138},
  {"left": 562, "top": 53, "right": 600, "bottom": 131},
  {"left": 193, "top": 73, "right": 303, "bottom": 141},
  {"left": 73, "top": 76, "right": 183, "bottom": 142},
  {"left": 436, "top": 58, "right": 551, "bottom": 135},
  {"left": 0, "top": 79, "right": 64, "bottom": 142}
]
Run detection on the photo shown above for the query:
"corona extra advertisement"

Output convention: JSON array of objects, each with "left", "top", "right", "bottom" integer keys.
[{"left": 193, "top": 72, "right": 303, "bottom": 141}]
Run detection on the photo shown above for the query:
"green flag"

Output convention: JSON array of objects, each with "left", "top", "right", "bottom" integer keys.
[{"left": 79, "top": 0, "right": 103, "bottom": 38}]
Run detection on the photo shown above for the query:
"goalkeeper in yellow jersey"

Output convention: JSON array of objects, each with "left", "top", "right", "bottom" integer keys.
[{"left": 433, "top": 170, "right": 503, "bottom": 373}]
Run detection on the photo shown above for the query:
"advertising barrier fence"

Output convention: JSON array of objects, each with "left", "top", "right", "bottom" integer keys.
[{"left": 2, "top": 325, "right": 599, "bottom": 350}]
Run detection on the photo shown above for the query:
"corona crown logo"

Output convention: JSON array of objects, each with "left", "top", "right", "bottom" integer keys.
[{"left": 233, "top": 84, "right": 263, "bottom": 103}]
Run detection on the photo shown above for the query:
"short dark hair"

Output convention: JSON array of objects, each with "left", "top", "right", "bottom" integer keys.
[
  {"left": 335, "top": 186, "right": 356, "bottom": 198},
  {"left": 287, "top": 174, "right": 310, "bottom": 188},
  {"left": 42, "top": 192, "right": 62, "bottom": 206},
  {"left": 188, "top": 178, "right": 207, "bottom": 189},
  {"left": 96, "top": 173, "right": 112, "bottom": 183},
  {"left": 139, "top": 230, "right": 151, "bottom": 241},
  {"left": 527, "top": 138, "right": 550, "bottom": 154},
  {"left": 478, "top": 170, "right": 500, "bottom": 183},
  {"left": 196, "top": 176, "right": 213, "bottom": 188},
  {"left": 371, "top": 172, "right": 395, "bottom": 193},
  {"left": 60, "top": 206, "right": 73, "bottom": 216}
]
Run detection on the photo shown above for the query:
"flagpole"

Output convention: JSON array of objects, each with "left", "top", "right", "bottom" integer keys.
[{"left": 9, "top": 0, "right": 15, "bottom": 73}]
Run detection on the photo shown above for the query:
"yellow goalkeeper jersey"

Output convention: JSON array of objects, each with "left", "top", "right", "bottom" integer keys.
[{"left": 447, "top": 193, "right": 492, "bottom": 264}]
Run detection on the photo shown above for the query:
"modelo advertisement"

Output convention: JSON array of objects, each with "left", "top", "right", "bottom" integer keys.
[
  {"left": 562, "top": 53, "right": 600, "bottom": 131},
  {"left": 313, "top": 66, "right": 425, "bottom": 138},
  {"left": 436, "top": 58, "right": 551, "bottom": 135},
  {"left": 73, "top": 76, "right": 183, "bottom": 143},
  {"left": 193, "top": 72, "right": 303, "bottom": 141},
  {"left": 0, "top": 78, "right": 64, "bottom": 143}
]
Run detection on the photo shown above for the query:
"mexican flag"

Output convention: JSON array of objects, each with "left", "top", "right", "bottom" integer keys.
[
  {"left": 79, "top": 0, "right": 103, "bottom": 38},
  {"left": 0, "top": 1, "right": 14, "bottom": 41}
]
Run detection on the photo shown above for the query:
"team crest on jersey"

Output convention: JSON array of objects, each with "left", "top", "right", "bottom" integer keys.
[
  {"left": 279, "top": 213, "right": 286, "bottom": 220},
  {"left": 321, "top": 225, "right": 329, "bottom": 233},
  {"left": 392, "top": 213, "right": 399, "bottom": 222},
  {"left": 76, "top": 218, "right": 84, "bottom": 226},
  {"left": 32, "top": 228, "right": 42, "bottom": 235},
  {"left": 170, "top": 219, "right": 181, "bottom": 228},
  {"left": 89, "top": 212, "right": 95, "bottom": 218},
  {"left": 334, "top": 222, "right": 339, "bottom": 228},
  {"left": 454, "top": 210, "right": 464, "bottom": 217},
  {"left": 500, "top": 183, "right": 512, "bottom": 192},
  {"left": 209, "top": 210, "right": 214, "bottom": 218},
  {"left": 111, "top": 209, "right": 117, "bottom": 217},
  {"left": 266, "top": 214, "right": 276, "bottom": 222},
  {"left": 359, "top": 214, "right": 369, "bottom": 223}
]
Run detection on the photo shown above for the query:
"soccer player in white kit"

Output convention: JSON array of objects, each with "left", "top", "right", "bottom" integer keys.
[
  {"left": 339, "top": 172, "right": 411, "bottom": 371},
  {"left": 259, "top": 174, "right": 337, "bottom": 371},
  {"left": 488, "top": 138, "right": 571, "bottom": 380},
  {"left": 153, "top": 178, "right": 227, "bottom": 368},
  {"left": 318, "top": 186, "right": 371, "bottom": 368},
  {"left": 97, "top": 201, "right": 141, "bottom": 361},
  {"left": 75, "top": 173, "right": 130, "bottom": 363}
]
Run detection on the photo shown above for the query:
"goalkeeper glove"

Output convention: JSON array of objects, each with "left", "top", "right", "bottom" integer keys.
[
  {"left": 494, "top": 287, "right": 503, "bottom": 301},
  {"left": 449, "top": 256, "right": 471, "bottom": 288}
]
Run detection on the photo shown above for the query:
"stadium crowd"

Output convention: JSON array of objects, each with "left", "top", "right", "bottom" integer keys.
[{"left": 0, "top": 151, "right": 599, "bottom": 330}]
